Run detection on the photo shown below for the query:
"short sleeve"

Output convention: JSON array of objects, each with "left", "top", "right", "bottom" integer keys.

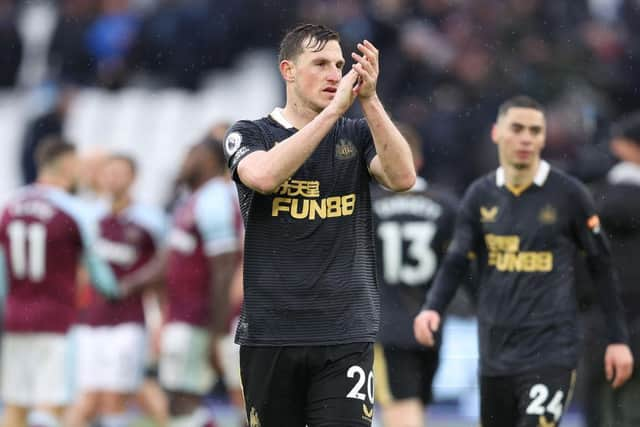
[
  {"left": 355, "top": 118, "right": 377, "bottom": 167},
  {"left": 194, "top": 182, "right": 240, "bottom": 257},
  {"left": 223, "top": 120, "right": 268, "bottom": 182}
]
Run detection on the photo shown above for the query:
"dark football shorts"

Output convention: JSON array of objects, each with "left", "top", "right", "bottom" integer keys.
[
  {"left": 480, "top": 367, "right": 576, "bottom": 427},
  {"left": 240, "top": 342, "right": 375, "bottom": 427},
  {"left": 373, "top": 343, "right": 440, "bottom": 405}
]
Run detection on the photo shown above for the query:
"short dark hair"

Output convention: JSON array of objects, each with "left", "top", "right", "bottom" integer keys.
[
  {"left": 497, "top": 95, "right": 545, "bottom": 119},
  {"left": 35, "top": 137, "right": 76, "bottom": 171},
  {"left": 279, "top": 23, "right": 340, "bottom": 63},
  {"left": 108, "top": 153, "right": 138, "bottom": 175},
  {"left": 610, "top": 111, "right": 640, "bottom": 145}
]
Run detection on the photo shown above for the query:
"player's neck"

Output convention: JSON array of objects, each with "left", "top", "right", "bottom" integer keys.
[
  {"left": 282, "top": 100, "right": 320, "bottom": 129},
  {"left": 112, "top": 194, "right": 131, "bottom": 213},
  {"left": 503, "top": 159, "right": 540, "bottom": 189},
  {"left": 37, "top": 175, "right": 67, "bottom": 191}
]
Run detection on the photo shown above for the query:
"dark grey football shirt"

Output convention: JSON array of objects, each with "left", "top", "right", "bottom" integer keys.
[
  {"left": 224, "top": 109, "right": 379, "bottom": 346},
  {"left": 427, "top": 161, "right": 627, "bottom": 375}
]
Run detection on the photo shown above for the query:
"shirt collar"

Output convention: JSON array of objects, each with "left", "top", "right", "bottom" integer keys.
[
  {"left": 269, "top": 108, "right": 295, "bottom": 130},
  {"left": 496, "top": 159, "right": 550, "bottom": 187},
  {"left": 608, "top": 161, "right": 640, "bottom": 186}
]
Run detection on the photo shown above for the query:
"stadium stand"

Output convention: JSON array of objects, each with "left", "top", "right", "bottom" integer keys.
[{"left": 1, "top": 0, "right": 640, "bottom": 426}]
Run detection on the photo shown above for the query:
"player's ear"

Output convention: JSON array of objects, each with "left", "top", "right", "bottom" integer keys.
[
  {"left": 491, "top": 123, "right": 499, "bottom": 145},
  {"left": 280, "top": 60, "right": 296, "bottom": 83}
]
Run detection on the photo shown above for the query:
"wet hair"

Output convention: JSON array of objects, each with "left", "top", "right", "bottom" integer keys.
[
  {"left": 497, "top": 95, "right": 545, "bottom": 119},
  {"left": 35, "top": 137, "right": 76, "bottom": 172},
  {"left": 108, "top": 153, "right": 138, "bottom": 175},
  {"left": 279, "top": 23, "right": 340, "bottom": 63}
]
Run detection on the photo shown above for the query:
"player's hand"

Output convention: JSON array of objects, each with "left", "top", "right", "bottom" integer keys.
[
  {"left": 413, "top": 310, "right": 440, "bottom": 347},
  {"left": 351, "top": 40, "right": 379, "bottom": 99},
  {"left": 604, "top": 343, "right": 634, "bottom": 388},
  {"left": 328, "top": 68, "right": 360, "bottom": 115}
]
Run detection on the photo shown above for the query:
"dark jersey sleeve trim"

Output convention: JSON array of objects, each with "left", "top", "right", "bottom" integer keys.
[{"left": 223, "top": 120, "right": 267, "bottom": 183}]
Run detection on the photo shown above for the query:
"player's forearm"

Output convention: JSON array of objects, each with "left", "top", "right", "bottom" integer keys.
[
  {"left": 360, "top": 94, "right": 415, "bottom": 191},
  {"left": 120, "top": 253, "right": 166, "bottom": 295},
  {"left": 587, "top": 255, "right": 629, "bottom": 344},
  {"left": 238, "top": 107, "right": 342, "bottom": 194},
  {"left": 423, "top": 252, "right": 470, "bottom": 314}
]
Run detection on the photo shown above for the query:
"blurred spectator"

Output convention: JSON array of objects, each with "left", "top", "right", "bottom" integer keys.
[
  {"left": 27, "top": 0, "right": 640, "bottom": 180},
  {"left": 582, "top": 111, "right": 640, "bottom": 427},
  {"left": 333, "top": 0, "right": 376, "bottom": 51},
  {"left": 164, "top": 121, "right": 232, "bottom": 212},
  {"left": 159, "top": 141, "right": 241, "bottom": 427},
  {"left": 130, "top": 0, "right": 252, "bottom": 89},
  {"left": 129, "top": 0, "right": 206, "bottom": 89},
  {"left": 208, "top": 120, "right": 232, "bottom": 141},
  {"left": 48, "top": 0, "right": 98, "bottom": 85},
  {"left": 243, "top": 0, "right": 298, "bottom": 48},
  {"left": 20, "top": 85, "right": 76, "bottom": 184},
  {"left": 0, "top": 0, "right": 22, "bottom": 87},
  {"left": 86, "top": 0, "right": 141, "bottom": 88},
  {"left": 618, "top": 0, "right": 640, "bottom": 112},
  {"left": 67, "top": 153, "right": 168, "bottom": 427}
]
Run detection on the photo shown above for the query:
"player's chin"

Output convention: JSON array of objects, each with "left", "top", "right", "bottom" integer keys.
[
  {"left": 314, "top": 99, "right": 331, "bottom": 111},
  {"left": 512, "top": 161, "right": 532, "bottom": 170},
  {"left": 320, "top": 92, "right": 335, "bottom": 103}
]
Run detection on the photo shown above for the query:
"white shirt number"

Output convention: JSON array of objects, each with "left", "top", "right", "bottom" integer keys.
[{"left": 377, "top": 221, "right": 437, "bottom": 286}]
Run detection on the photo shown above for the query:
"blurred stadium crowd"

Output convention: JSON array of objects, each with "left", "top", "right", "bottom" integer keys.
[
  {"left": 2, "top": 0, "right": 640, "bottom": 192},
  {"left": 1, "top": 0, "right": 640, "bottom": 426}
]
